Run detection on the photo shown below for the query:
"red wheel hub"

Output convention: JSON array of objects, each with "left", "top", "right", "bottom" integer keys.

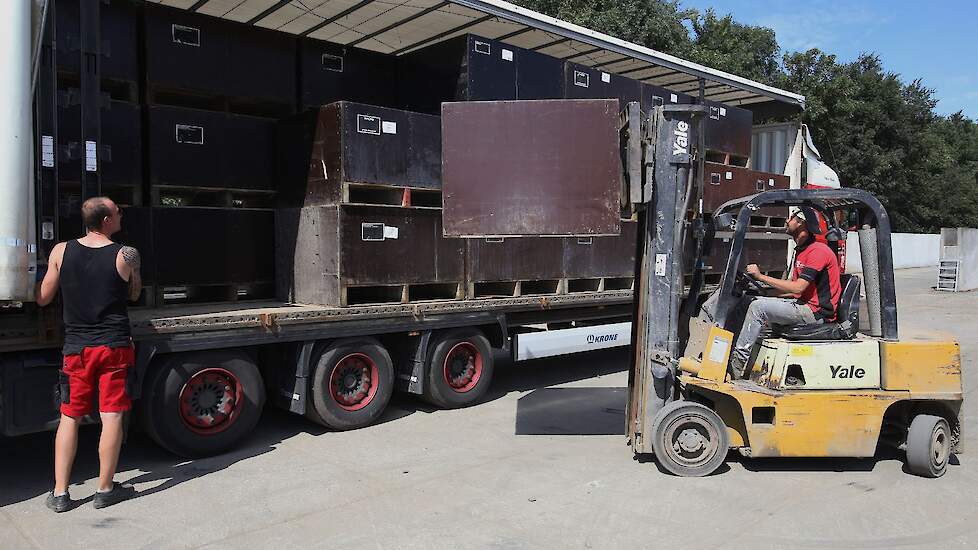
[
  {"left": 443, "top": 342, "right": 483, "bottom": 393},
  {"left": 178, "top": 368, "right": 242, "bottom": 435},
  {"left": 328, "top": 353, "right": 379, "bottom": 411}
]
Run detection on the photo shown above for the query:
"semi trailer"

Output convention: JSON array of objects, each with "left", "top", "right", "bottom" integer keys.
[{"left": 1, "top": 0, "right": 821, "bottom": 458}]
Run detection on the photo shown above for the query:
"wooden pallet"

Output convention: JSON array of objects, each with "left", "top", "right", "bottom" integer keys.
[
  {"left": 146, "top": 83, "right": 295, "bottom": 118},
  {"left": 151, "top": 185, "right": 276, "bottom": 208},
  {"left": 341, "top": 282, "right": 464, "bottom": 307},
  {"left": 468, "top": 277, "right": 635, "bottom": 299},
  {"left": 342, "top": 182, "right": 442, "bottom": 209},
  {"left": 137, "top": 282, "right": 275, "bottom": 308}
]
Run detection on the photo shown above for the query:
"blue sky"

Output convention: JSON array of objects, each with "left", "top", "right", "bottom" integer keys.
[{"left": 678, "top": 0, "right": 977, "bottom": 118}]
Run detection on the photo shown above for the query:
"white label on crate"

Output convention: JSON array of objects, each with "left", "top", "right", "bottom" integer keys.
[
  {"left": 769, "top": 178, "right": 776, "bottom": 187},
  {"left": 383, "top": 226, "right": 399, "bottom": 239},
  {"left": 85, "top": 141, "right": 97, "bottom": 172},
  {"left": 42, "top": 136, "right": 55, "bottom": 167},
  {"left": 725, "top": 171, "right": 733, "bottom": 180},
  {"left": 719, "top": 107, "right": 727, "bottom": 116},
  {"left": 601, "top": 72, "right": 611, "bottom": 83},
  {"left": 42, "top": 222, "right": 54, "bottom": 240},
  {"left": 670, "top": 93, "right": 678, "bottom": 103},
  {"left": 501, "top": 49, "right": 514, "bottom": 62},
  {"left": 382, "top": 121, "right": 397, "bottom": 134},
  {"left": 654, "top": 254, "right": 667, "bottom": 276}
]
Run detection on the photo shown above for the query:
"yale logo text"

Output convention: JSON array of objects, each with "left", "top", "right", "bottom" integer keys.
[{"left": 829, "top": 365, "right": 865, "bottom": 379}]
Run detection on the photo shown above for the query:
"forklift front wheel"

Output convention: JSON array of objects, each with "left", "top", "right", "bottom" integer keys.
[
  {"left": 651, "top": 401, "right": 729, "bottom": 477},
  {"left": 906, "top": 414, "right": 951, "bottom": 478}
]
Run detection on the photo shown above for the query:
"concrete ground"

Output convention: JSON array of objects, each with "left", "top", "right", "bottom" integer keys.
[{"left": 1, "top": 267, "right": 975, "bottom": 549}]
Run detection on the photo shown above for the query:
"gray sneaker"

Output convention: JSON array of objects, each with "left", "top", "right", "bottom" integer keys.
[
  {"left": 46, "top": 491, "right": 71, "bottom": 513},
  {"left": 93, "top": 482, "right": 136, "bottom": 509}
]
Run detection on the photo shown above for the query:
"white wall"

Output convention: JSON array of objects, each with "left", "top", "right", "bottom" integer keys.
[{"left": 845, "top": 232, "right": 940, "bottom": 272}]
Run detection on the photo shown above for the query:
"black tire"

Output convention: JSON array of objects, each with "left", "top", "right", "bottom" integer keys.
[
  {"left": 906, "top": 414, "right": 951, "bottom": 478},
  {"left": 651, "top": 400, "right": 729, "bottom": 477},
  {"left": 140, "top": 350, "right": 265, "bottom": 458},
  {"left": 306, "top": 339, "right": 394, "bottom": 430},
  {"left": 422, "top": 329, "right": 494, "bottom": 409}
]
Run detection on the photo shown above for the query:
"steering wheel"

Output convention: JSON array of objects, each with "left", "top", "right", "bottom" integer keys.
[{"left": 735, "top": 271, "right": 768, "bottom": 293}]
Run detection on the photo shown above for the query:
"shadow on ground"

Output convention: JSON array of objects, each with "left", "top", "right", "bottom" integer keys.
[{"left": 0, "top": 347, "right": 631, "bottom": 509}]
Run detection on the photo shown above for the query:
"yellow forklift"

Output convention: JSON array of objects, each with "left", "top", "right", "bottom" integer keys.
[{"left": 624, "top": 105, "right": 963, "bottom": 478}]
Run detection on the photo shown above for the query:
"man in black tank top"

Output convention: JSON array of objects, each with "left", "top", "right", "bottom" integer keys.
[{"left": 37, "top": 197, "right": 142, "bottom": 512}]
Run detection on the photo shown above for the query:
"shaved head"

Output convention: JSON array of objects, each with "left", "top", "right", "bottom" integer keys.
[{"left": 81, "top": 197, "right": 118, "bottom": 233}]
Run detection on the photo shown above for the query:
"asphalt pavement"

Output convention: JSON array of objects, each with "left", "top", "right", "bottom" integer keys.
[{"left": 1, "top": 267, "right": 975, "bottom": 549}]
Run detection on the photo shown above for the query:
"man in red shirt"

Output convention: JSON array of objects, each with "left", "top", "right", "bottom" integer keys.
[{"left": 729, "top": 207, "right": 841, "bottom": 377}]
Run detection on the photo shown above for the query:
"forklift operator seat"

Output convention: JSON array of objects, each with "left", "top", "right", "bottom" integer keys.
[{"left": 781, "top": 274, "right": 861, "bottom": 341}]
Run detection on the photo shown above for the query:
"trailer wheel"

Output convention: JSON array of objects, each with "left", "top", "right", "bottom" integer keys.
[
  {"left": 422, "top": 329, "right": 494, "bottom": 409},
  {"left": 906, "top": 414, "right": 951, "bottom": 478},
  {"left": 651, "top": 401, "right": 728, "bottom": 477},
  {"left": 306, "top": 339, "right": 394, "bottom": 430},
  {"left": 140, "top": 350, "right": 265, "bottom": 458}
]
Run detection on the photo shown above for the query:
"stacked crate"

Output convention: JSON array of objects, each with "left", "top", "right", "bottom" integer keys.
[{"left": 276, "top": 102, "right": 464, "bottom": 306}]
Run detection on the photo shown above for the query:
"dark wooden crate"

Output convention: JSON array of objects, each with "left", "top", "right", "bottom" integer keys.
[
  {"left": 564, "top": 61, "right": 642, "bottom": 109},
  {"left": 563, "top": 221, "right": 637, "bottom": 279},
  {"left": 57, "top": 99, "right": 141, "bottom": 188},
  {"left": 226, "top": 23, "right": 296, "bottom": 105},
  {"left": 398, "top": 35, "right": 518, "bottom": 114},
  {"left": 441, "top": 100, "right": 622, "bottom": 237},
  {"left": 277, "top": 102, "right": 441, "bottom": 207},
  {"left": 144, "top": 3, "right": 230, "bottom": 96},
  {"left": 641, "top": 83, "right": 693, "bottom": 112},
  {"left": 704, "top": 100, "right": 753, "bottom": 160},
  {"left": 147, "top": 105, "right": 224, "bottom": 188},
  {"left": 55, "top": 0, "right": 139, "bottom": 82},
  {"left": 147, "top": 106, "right": 276, "bottom": 191},
  {"left": 276, "top": 205, "right": 464, "bottom": 305},
  {"left": 703, "top": 235, "right": 791, "bottom": 275},
  {"left": 702, "top": 162, "right": 789, "bottom": 214},
  {"left": 517, "top": 48, "right": 565, "bottom": 100},
  {"left": 299, "top": 38, "right": 398, "bottom": 110},
  {"left": 154, "top": 207, "right": 275, "bottom": 286},
  {"left": 466, "top": 237, "right": 564, "bottom": 284}
]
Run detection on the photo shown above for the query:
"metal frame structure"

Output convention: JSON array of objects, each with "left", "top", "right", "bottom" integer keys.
[
  {"left": 712, "top": 188, "right": 898, "bottom": 340},
  {"left": 147, "top": 0, "right": 804, "bottom": 109}
]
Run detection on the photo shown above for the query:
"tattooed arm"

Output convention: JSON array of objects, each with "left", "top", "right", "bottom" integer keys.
[{"left": 118, "top": 246, "right": 142, "bottom": 302}]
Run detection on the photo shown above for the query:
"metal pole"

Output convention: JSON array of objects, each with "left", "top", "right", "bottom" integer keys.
[{"left": 0, "top": 0, "right": 36, "bottom": 302}]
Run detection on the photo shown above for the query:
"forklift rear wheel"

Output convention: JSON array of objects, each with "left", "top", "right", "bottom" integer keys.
[
  {"left": 651, "top": 401, "right": 729, "bottom": 477},
  {"left": 306, "top": 339, "right": 394, "bottom": 430},
  {"left": 906, "top": 414, "right": 951, "bottom": 478},
  {"left": 422, "top": 329, "right": 494, "bottom": 409}
]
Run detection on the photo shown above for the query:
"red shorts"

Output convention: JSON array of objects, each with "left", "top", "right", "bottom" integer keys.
[{"left": 60, "top": 345, "right": 134, "bottom": 417}]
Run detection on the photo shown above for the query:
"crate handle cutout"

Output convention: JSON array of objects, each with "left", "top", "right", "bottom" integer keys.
[
  {"left": 473, "top": 40, "right": 491, "bottom": 55},
  {"left": 175, "top": 124, "right": 204, "bottom": 145},
  {"left": 171, "top": 25, "right": 200, "bottom": 47},
  {"left": 709, "top": 106, "right": 721, "bottom": 120},
  {"left": 651, "top": 95, "right": 664, "bottom": 107},
  {"left": 756, "top": 179, "right": 765, "bottom": 191},
  {"left": 321, "top": 53, "right": 344, "bottom": 72},
  {"left": 710, "top": 173, "right": 721, "bottom": 185},
  {"left": 485, "top": 237, "right": 505, "bottom": 243},
  {"left": 574, "top": 70, "right": 590, "bottom": 88},
  {"left": 357, "top": 114, "right": 381, "bottom": 135},
  {"left": 577, "top": 237, "right": 593, "bottom": 245}
]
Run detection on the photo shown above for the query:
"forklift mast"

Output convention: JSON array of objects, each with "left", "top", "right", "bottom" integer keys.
[{"left": 625, "top": 103, "right": 710, "bottom": 453}]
